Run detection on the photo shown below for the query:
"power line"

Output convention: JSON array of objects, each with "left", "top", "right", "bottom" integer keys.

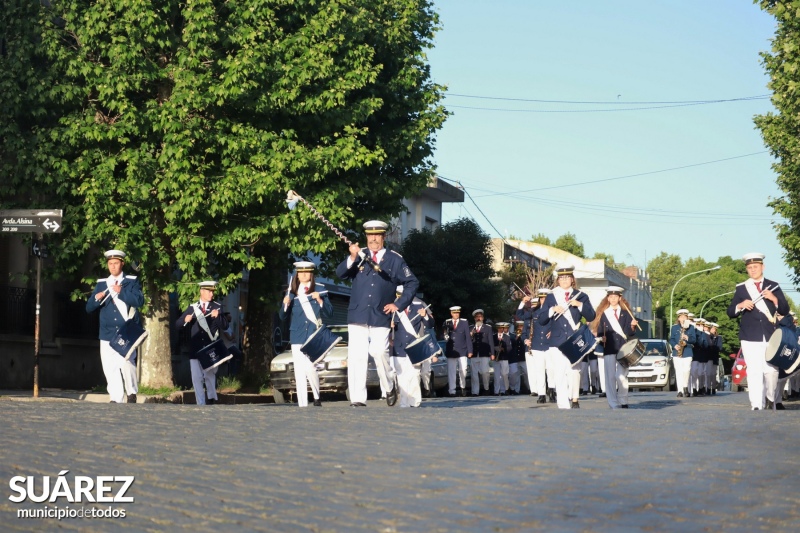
[{"left": 445, "top": 93, "right": 770, "bottom": 105}]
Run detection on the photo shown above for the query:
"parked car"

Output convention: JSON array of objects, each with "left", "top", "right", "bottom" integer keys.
[
  {"left": 270, "top": 326, "right": 449, "bottom": 403},
  {"left": 731, "top": 349, "right": 747, "bottom": 391},
  {"left": 626, "top": 339, "right": 676, "bottom": 391}
]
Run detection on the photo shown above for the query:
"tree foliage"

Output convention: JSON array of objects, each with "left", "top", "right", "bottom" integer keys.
[
  {"left": 400, "top": 218, "right": 504, "bottom": 330},
  {"left": 1, "top": 0, "right": 447, "bottom": 384},
  {"left": 529, "top": 233, "right": 551, "bottom": 245},
  {"left": 754, "top": 0, "right": 800, "bottom": 284}
]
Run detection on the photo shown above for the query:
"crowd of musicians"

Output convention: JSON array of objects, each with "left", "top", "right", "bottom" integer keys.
[{"left": 86, "top": 221, "right": 798, "bottom": 412}]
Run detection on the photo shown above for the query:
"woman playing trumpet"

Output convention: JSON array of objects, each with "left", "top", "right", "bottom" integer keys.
[{"left": 590, "top": 287, "right": 639, "bottom": 409}]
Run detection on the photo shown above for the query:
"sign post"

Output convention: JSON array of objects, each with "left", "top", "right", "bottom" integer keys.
[{"left": 0, "top": 210, "right": 63, "bottom": 398}]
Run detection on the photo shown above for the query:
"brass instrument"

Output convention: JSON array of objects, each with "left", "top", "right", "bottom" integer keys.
[{"left": 675, "top": 322, "right": 689, "bottom": 357}]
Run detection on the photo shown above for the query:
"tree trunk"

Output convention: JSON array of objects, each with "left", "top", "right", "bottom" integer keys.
[
  {"left": 241, "top": 257, "right": 285, "bottom": 384},
  {"left": 140, "top": 284, "right": 174, "bottom": 388}
]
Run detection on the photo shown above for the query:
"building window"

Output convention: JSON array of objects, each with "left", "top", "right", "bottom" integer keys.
[{"left": 424, "top": 217, "right": 437, "bottom": 231}]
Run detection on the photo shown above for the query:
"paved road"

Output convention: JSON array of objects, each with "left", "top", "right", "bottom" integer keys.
[{"left": 1, "top": 391, "right": 798, "bottom": 532}]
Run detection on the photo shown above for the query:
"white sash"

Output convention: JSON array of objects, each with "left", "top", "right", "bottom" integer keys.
[
  {"left": 102, "top": 277, "right": 129, "bottom": 320},
  {"left": 296, "top": 293, "right": 322, "bottom": 327},
  {"left": 396, "top": 309, "right": 419, "bottom": 338},
  {"left": 745, "top": 279, "right": 776, "bottom": 324},
  {"left": 194, "top": 303, "right": 218, "bottom": 341},
  {"left": 604, "top": 307, "right": 626, "bottom": 338},
  {"left": 554, "top": 287, "right": 580, "bottom": 332}
]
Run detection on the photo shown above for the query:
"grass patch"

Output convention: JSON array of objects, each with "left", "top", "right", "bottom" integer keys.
[
  {"left": 217, "top": 375, "right": 242, "bottom": 393},
  {"left": 259, "top": 383, "right": 272, "bottom": 395},
  {"left": 91, "top": 384, "right": 107, "bottom": 394},
  {"left": 138, "top": 385, "right": 181, "bottom": 398}
]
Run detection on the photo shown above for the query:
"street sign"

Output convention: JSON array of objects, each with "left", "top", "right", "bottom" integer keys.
[{"left": 0, "top": 209, "right": 63, "bottom": 233}]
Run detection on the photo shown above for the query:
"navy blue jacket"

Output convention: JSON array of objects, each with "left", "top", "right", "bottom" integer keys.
[
  {"left": 444, "top": 318, "right": 473, "bottom": 358},
  {"left": 278, "top": 283, "right": 333, "bottom": 345},
  {"left": 510, "top": 333, "right": 526, "bottom": 363},
  {"left": 496, "top": 332, "right": 512, "bottom": 361},
  {"left": 336, "top": 248, "right": 419, "bottom": 328},
  {"left": 528, "top": 307, "right": 550, "bottom": 352},
  {"left": 693, "top": 330, "right": 710, "bottom": 363},
  {"left": 86, "top": 275, "right": 145, "bottom": 341},
  {"left": 470, "top": 323, "right": 495, "bottom": 357},
  {"left": 391, "top": 298, "right": 433, "bottom": 358},
  {"left": 669, "top": 323, "right": 697, "bottom": 358},
  {"left": 709, "top": 334, "right": 723, "bottom": 364},
  {"left": 597, "top": 308, "right": 635, "bottom": 355},
  {"left": 727, "top": 278, "right": 790, "bottom": 342},
  {"left": 175, "top": 301, "right": 228, "bottom": 358},
  {"left": 538, "top": 289, "right": 596, "bottom": 348}
]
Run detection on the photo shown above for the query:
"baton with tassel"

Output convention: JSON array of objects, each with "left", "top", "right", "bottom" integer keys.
[{"left": 285, "top": 190, "right": 382, "bottom": 272}]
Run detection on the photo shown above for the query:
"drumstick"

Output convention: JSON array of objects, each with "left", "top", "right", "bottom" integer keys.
[
  {"left": 749, "top": 284, "right": 778, "bottom": 307},
  {"left": 553, "top": 290, "right": 583, "bottom": 320},
  {"left": 620, "top": 301, "right": 643, "bottom": 331}
]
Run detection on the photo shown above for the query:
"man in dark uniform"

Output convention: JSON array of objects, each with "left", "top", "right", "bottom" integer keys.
[
  {"left": 691, "top": 318, "right": 710, "bottom": 396},
  {"left": 727, "top": 252, "right": 790, "bottom": 410},
  {"left": 444, "top": 306, "right": 472, "bottom": 396},
  {"left": 86, "top": 250, "right": 145, "bottom": 404},
  {"left": 492, "top": 322, "right": 511, "bottom": 395},
  {"left": 336, "top": 220, "right": 419, "bottom": 407},
  {"left": 176, "top": 281, "right": 229, "bottom": 405},
  {"left": 470, "top": 309, "right": 494, "bottom": 396}
]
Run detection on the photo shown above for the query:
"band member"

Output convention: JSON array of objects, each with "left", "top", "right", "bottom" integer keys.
[
  {"left": 391, "top": 285, "right": 433, "bottom": 407},
  {"left": 278, "top": 261, "right": 332, "bottom": 407},
  {"left": 538, "top": 264, "right": 596, "bottom": 409},
  {"left": 470, "top": 309, "right": 494, "bottom": 396},
  {"left": 691, "top": 318, "right": 710, "bottom": 396},
  {"left": 592, "top": 325, "right": 606, "bottom": 398},
  {"left": 444, "top": 306, "right": 472, "bottom": 396},
  {"left": 176, "top": 281, "right": 228, "bottom": 405},
  {"left": 336, "top": 220, "right": 419, "bottom": 407},
  {"left": 727, "top": 253, "right": 790, "bottom": 410},
  {"left": 493, "top": 323, "right": 511, "bottom": 395},
  {"left": 86, "top": 250, "right": 144, "bottom": 404},
  {"left": 523, "top": 289, "right": 551, "bottom": 403},
  {"left": 790, "top": 312, "right": 800, "bottom": 399},
  {"left": 508, "top": 320, "right": 526, "bottom": 394},
  {"left": 670, "top": 309, "right": 696, "bottom": 398},
  {"left": 591, "top": 286, "right": 638, "bottom": 409},
  {"left": 708, "top": 322, "right": 723, "bottom": 395}
]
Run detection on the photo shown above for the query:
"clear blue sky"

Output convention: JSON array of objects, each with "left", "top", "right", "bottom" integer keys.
[{"left": 427, "top": 1, "right": 795, "bottom": 291}]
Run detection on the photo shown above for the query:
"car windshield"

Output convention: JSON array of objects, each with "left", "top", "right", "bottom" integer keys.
[
  {"left": 642, "top": 341, "right": 667, "bottom": 356},
  {"left": 329, "top": 326, "right": 349, "bottom": 346}
]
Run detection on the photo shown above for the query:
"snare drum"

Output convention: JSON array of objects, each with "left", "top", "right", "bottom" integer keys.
[
  {"left": 616, "top": 339, "right": 645, "bottom": 369},
  {"left": 766, "top": 326, "right": 800, "bottom": 379},
  {"left": 405, "top": 333, "right": 443, "bottom": 365},
  {"left": 110, "top": 319, "right": 148, "bottom": 362},
  {"left": 196, "top": 339, "right": 232, "bottom": 371},
  {"left": 558, "top": 324, "right": 599, "bottom": 367},
  {"left": 300, "top": 326, "right": 342, "bottom": 364}
]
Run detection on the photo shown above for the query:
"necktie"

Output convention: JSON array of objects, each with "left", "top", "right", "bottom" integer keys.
[
  {"left": 755, "top": 281, "right": 762, "bottom": 293},
  {"left": 304, "top": 286, "right": 309, "bottom": 294},
  {"left": 372, "top": 251, "right": 379, "bottom": 263},
  {"left": 564, "top": 291, "right": 570, "bottom": 303},
  {"left": 406, "top": 308, "right": 410, "bottom": 315},
  {"left": 614, "top": 309, "right": 618, "bottom": 320},
  {"left": 453, "top": 321, "right": 457, "bottom": 330},
  {"left": 201, "top": 303, "right": 207, "bottom": 314}
]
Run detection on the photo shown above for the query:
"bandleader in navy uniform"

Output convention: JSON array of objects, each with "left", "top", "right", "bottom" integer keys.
[
  {"left": 538, "top": 264, "right": 596, "bottom": 409},
  {"left": 443, "top": 306, "right": 472, "bottom": 396},
  {"left": 335, "top": 220, "right": 419, "bottom": 407},
  {"left": 727, "top": 252, "right": 790, "bottom": 410},
  {"left": 86, "top": 250, "right": 145, "bottom": 404},
  {"left": 176, "top": 281, "right": 228, "bottom": 405}
]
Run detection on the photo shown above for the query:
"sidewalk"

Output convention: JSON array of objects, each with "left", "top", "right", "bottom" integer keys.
[{"left": 0, "top": 389, "right": 275, "bottom": 404}]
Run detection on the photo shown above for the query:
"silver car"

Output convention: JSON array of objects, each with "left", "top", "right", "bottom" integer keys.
[{"left": 626, "top": 339, "right": 676, "bottom": 391}]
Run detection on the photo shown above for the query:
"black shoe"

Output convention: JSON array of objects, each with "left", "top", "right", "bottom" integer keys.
[
  {"left": 621, "top": 404, "right": 629, "bottom": 409},
  {"left": 537, "top": 396, "right": 547, "bottom": 404},
  {"left": 460, "top": 389, "right": 467, "bottom": 397},
  {"left": 579, "top": 389, "right": 587, "bottom": 396},
  {"left": 776, "top": 402, "right": 785, "bottom": 410},
  {"left": 677, "top": 392, "right": 684, "bottom": 398},
  {"left": 127, "top": 394, "right": 137, "bottom": 404},
  {"left": 783, "top": 390, "right": 789, "bottom": 401},
  {"left": 766, "top": 399, "right": 774, "bottom": 410},
  {"left": 531, "top": 392, "right": 538, "bottom": 397},
  {"left": 571, "top": 401, "right": 580, "bottom": 409},
  {"left": 510, "top": 390, "right": 518, "bottom": 396},
  {"left": 313, "top": 399, "right": 322, "bottom": 407},
  {"left": 598, "top": 392, "right": 606, "bottom": 398},
  {"left": 350, "top": 402, "right": 366, "bottom": 407},
  {"left": 207, "top": 398, "right": 216, "bottom": 405},
  {"left": 386, "top": 380, "right": 398, "bottom": 407},
  {"left": 711, "top": 389, "right": 717, "bottom": 395}
]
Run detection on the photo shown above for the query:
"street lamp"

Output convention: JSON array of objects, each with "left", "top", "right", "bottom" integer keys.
[
  {"left": 669, "top": 265, "right": 721, "bottom": 322},
  {"left": 699, "top": 290, "right": 735, "bottom": 318}
]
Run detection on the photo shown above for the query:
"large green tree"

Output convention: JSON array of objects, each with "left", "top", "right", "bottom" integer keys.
[
  {"left": 754, "top": 0, "right": 800, "bottom": 283},
  {"left": 1, "top": 0, "right": 447, "bottom": 385}
]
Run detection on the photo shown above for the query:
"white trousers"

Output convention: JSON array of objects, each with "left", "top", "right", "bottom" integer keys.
[
  {"left": 579, "top": 361, "right": 589, "bottom": 391},
  {"left": 741, "top": 339, "right": 778, "bottom": 409},
  {"left": 529, "top": 350, "right": 547, "bottom": 395},
  {"left": 291, "top": 345, "right": 320, "bottom": 407},
  {"left": 674, "top": 356, "right": 692, "bottom": 392},
  {"left": 470, "top": 357, "right": 490, "bottom": 394},
  {"left": 517, "top": 361, "right": 528, "bottom": 392},
  {"left": 493, "top": 360, "right": 509, "bottom": 393},
  {"left": 447, "top": 356, "right": 467, "bottom": 394},
  {"left": 347, "top": 325, "right": 394, "bottom": 404},
  {"left": 100, "top": 341, "right": 137, "bottom": 403},
  {"left": 420, "top": 358, "right": 432, "bottom": 391},
  {"left": 545, "top": 348, "right": 559, "bottom": 391},
  {"left": 509, "top": 362, "right": 520, "bottom": 392},
  {"left": 550, "top": 348, "right": 579, "bottom": 409},
  {"left": 704, "top": 361, "right": 715, "bottom": 389},
  {"left": 597, "top": 354, "right": 606, "bottom": 392},
  {"left": 392, "top": 356, "right": 421, "bottom": 407},
  {"left": 603, "top": 354, "right": 629, "bottom": 408},
  {"left": 588, "top": 358, "right": 600, "bottom": 391},
  {"left": 190, "top": 359, "right": 218, "bottom": 405},
  {"left": 690, "top": 360, "right": 705, "bottom": 392}
]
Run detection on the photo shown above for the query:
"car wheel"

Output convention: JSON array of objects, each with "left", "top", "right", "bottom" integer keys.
[
  {"left": 668, "top": 367, "right": 678, "bottom": 392},
  {"left": 272, "top": 389, "right": 286, "bottom": 404}
]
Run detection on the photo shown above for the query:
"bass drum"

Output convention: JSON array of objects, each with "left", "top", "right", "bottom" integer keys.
[
  {"left": 558, "top": 324, "right": 599, "bottom": 367},
  {"left": 766, "top": 326, "right": 800, "bottom": 379}
]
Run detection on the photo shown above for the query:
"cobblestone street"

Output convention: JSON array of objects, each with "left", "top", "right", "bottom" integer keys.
[{"left": 1, "top": 391, "right": 798, "bottom": 532}]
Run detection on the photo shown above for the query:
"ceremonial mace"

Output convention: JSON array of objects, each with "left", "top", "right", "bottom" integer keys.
[{"left": 285, "top": 190, "right": 382, "bottom": 272}]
